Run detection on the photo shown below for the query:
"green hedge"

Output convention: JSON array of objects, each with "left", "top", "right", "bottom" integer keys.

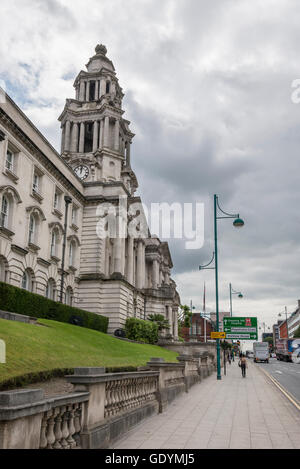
[
  {"left": 125, "top": 317, "right": 158, "bottom": 344},
  {"left": 0, "top": 282, "right": 108, "bottom": 333}
]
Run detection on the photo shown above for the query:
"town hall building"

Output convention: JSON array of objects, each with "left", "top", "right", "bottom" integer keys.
[{"left": 0, "top": 45, "right": 180, "bottom": 337}]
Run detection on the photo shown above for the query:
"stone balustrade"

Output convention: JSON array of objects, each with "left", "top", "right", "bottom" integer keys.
[
  {"left": 0, "top": 358, "right": 216, "bottom": 449},
  {"left": 39, "top": 393, "right": 89, "bottom": 449}
]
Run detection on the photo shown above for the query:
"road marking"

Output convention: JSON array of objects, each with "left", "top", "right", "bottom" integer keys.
[
  {"left": 275, "top": 370, "right": 282, "bottom": 374},
  {"left": 258, "top": 366, "right": 300, "bottom": 412}
]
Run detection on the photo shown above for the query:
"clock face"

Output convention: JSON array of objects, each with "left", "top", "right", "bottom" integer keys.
[{"left": 74, "top": 165, "right": 89, "bottom": 180}]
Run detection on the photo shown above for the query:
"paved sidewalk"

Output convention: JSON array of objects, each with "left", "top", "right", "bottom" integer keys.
[{"left": 111, "top": 360, "right": 300, "bottom": 449}]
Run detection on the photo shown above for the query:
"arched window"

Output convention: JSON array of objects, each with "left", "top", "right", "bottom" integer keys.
[
  {"left": 46, "top": 278, "right": 56, "bottom": 300},
  {"left": 28, "top": 214, "right": 36, "bottom": 244},
  {"left": 106, "top": 81, "right": 110, "bottom": 94},
  {"left": 51, "top": 229, "right": 58, "bottom": 257},
  {"left": 0, "top": 256, "right": 9, "bottom": 283},
  {"left": 21, "top": 269, "right": 34, "bottom": 292},
  {"left": 65, "top": 286, "right": 73, "bottom": 306},
  {"left": 69, "top": 241, "right": 75, "bottom": 267},
  {"left": 0, "top": 195, "right": 9, "bottom": 228}
]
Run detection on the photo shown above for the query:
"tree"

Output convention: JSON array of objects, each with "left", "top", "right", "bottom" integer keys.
[
  {"left": 148, "top": 314, "right": 170, "bottom": 332},
  {"left": 263, "top": 336, "right": 273, "bottom": 351},
  {"left": 294, "top": 325, "right": 300, "bottom": 338},
  {"left": 178, "top": 305, "right": 192, "bottom": 339}
]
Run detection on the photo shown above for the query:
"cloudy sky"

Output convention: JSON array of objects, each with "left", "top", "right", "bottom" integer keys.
[{"left": 1, "top": 0, "right": 300, "bottom": 334}]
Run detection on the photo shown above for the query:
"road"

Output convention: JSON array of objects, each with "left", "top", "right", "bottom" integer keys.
[{"left": 255, "top": 357, "right": 300, "bottom": 403}]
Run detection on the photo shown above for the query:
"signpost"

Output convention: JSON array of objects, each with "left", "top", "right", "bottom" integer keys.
[
  {"left": 223, "top": 317, "right": 258, "bottom": 340},
  {"left": 211, "top": 332, "right": 226, "bottom": 339}
]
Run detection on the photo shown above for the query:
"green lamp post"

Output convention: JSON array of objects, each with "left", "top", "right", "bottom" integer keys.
[
  {"left": 229, "top": 283, "right": 244, "bottom": 317},
  {"left": 199, "top": 194, "right": 245, "bottom": 381}
]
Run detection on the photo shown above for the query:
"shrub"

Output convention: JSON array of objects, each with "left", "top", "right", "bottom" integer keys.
[
  {"left": 0, "top": 282, "right": 108, "bottom": 333},
  {"left": 125, "top": 317, "right": 158, "bottom": 344}
]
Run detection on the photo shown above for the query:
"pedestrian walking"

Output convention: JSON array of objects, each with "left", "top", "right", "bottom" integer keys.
[
  {"left": 238, "top": 354, "right": 248, "bottom": 378},
  {"left": 228, "top": 353, "right": 231, "bottom": 365}
]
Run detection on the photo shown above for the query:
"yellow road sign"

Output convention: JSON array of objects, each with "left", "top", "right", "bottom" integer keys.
[{"left": 211, "top": 332, "right": 226, "bottom": 339}]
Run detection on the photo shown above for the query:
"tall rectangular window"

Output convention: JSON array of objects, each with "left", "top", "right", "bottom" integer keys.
[{"left": 5, "top": 150, "right": 14, "bottom": 172}]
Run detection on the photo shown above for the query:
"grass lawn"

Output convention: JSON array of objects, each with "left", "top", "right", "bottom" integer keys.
[{"left": 0, "top": 318, "right": 178, "bottom": 385}]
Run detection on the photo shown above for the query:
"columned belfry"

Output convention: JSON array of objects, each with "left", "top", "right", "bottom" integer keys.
[
  {"left": 59, "top": 44, "right": 136, "bottom": 193},
  {"left": 57, "top": 44, "right": 180, "bottom": 335}
]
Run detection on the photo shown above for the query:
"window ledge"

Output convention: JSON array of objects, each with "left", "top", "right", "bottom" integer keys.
[
  {"left": 50, "top": 255, "right": 60, "bottom": 264},
  {"left": 3, "top": 169, "right": 19, "bottom": 183},
  {"left": 27, "top": 242, "right": 41, "bottom": 253},
  {"left": 70, "top": 223, "right": 79, "bottom": 232},
  {"left": 31, "top": 190, "right": 43, "bottom": 204},
  {"left": 0, "top": 226, "right": 15, "bottom": 239},
  {"left": 52, "top": 208, "right": 63, "bottom": 219},
  {"left": 68, "top": 266, "right": 77, "bottom": 273}
]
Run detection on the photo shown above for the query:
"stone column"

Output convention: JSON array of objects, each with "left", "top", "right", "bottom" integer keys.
[
  {"left": 126, "top": 142, "right": 131, "bottom": 166},
  {"left": 114, "top": 119, "right": 120, "bottom": 151},
  {"left": 173, "top": 308, "right": 178, "bottom": 339},
  {"left": 167, "top": 306, "right": 173, "bottom": 337},
  {"left": 136, "top": 240, "right": 144, "bottom": 290},
  {"left": 93, "top": 121, "right": 99, "bottom": 153},
  {"left": 99, "top": 119, "right": 104, "bottom": 149},
  {"left": 61, "top": 125, "right": 65, "bottom": 154},
  {"left": 64, "top": 120, "right": 71, "bottom": 152},
  {"left": 103, "top": 116, "right": 110, "bottom": 148},
  {"left": 152, "top": 259, "right": 159, "bottom": 289},
  {"left": 79, "top": 81, "right": 85, "bottom": 101},
  {"left": 126, "top": 236, "right": 134, "bottom": 285},
  {"left": 86, "top": 81, "right": 90, "bottom": 101},
  {"left": 95, "top": 81, "right": 99, "bottom": 101},
  {"left": 79, "top": 122, "right": 85, "bottom": 153},
  {"left": 113, "top": 237, "right": 122, "bottom": 274},
  {"left": 100, "top": 78, "right": 106, "bottom": 97},
  {"left": 71, "top": 122, "right": 79, "bottom": 152}
]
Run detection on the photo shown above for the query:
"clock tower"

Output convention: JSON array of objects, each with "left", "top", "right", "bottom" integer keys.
[{"left": 58, "top": 44, "right": 137, "bottom": 194}]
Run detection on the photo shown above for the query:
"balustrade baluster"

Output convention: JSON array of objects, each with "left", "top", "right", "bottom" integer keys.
[
  {"left": 67, "top": 404, "right": 77, "bottom": 448},
  {"left": 60, "top": 406, "right": 70, "bottom": 449},
  {"left": 39, "top": 414, "right": 48, "bottom": 449},
  {"left": 46, "top": 409, "right": 56, "bottom": 449},
  {"left": 53, "top": 408, "right": 63, "bottom": 449}
]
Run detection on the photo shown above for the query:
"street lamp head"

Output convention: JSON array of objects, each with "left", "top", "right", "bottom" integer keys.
[
  {"left": 233, "top": 217, "right": 245, "bottom": 228},
  {"left": 238, "top": 293, "right": 243, "bottom": 298}
]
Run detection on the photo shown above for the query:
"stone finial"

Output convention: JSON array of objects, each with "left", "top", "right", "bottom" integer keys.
[{"left": 95, "top": 44, "right": 107, "bottom": 56}]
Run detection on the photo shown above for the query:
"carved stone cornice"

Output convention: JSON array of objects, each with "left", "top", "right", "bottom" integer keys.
[{"left": 0, "top": 108, "right": 85, "bottom": 205}]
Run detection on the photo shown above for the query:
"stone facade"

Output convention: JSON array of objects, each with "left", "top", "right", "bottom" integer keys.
[{"left": 0, "top": 45, "right": 180, "bottom": 336}]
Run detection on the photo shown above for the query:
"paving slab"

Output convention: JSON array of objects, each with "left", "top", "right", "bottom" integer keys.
[{"left": 111, "top": 360, "right": 300, "bottom": 449}]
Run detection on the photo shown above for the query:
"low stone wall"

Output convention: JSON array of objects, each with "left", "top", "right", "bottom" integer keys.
[
  {"left": 0, "top": 356, "right": 216, "bottom": 449},
  {"left": 0, "top": 309, "right": 37, "bottom": 324}
]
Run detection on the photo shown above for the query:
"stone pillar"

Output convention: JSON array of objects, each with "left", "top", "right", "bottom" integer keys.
[
  {"left": 79, "top": 81, "right": 85, "bottom": 101},
  {"left": 126, "top": 236, "right": 134, "bottom": 285},
  {"left": 100, "top": 78, "right": 106, "bottom": 97},
  {"left": 93, "top": 121, "right": 99, "bottom": 153},
  {"left": 152, "top": 259, "right": 159, "bottom": 289},
  {"left": 136, "top": 240, "right": 144, "bottom": 290},
  {"left": 61, "top": 125, "right": 65, "bottom": 154},
  {"left": 86, "top": 81, "right": 90, "bottom": 101},
  {"left": 79, "top": 122, "right": 85, "bottom": 153},
  {"left": 173, "top": 308, "right": 178, "bottom": 339},
  {"left": 114, "top": 119, "right": 120, "bottom": 151},
  {"left": 71, "top": 122, "right": 79, "bottom": 152},
  {"left": 126, "top": 142, "right": 131, "bottom": 166},
  {"left": 99, "top": 119, "right": 104, "bottom": 149},
  {"left": 113, "top": 237, "right": 122, "bottom": 274},
  {"left": 0, "top": 389, "right": 48, "bottom": 449},
  {"left": 95, "top": 81, "right": 99, "bottom": 101},
  {"left": 64, "top": 120, "right": 71, "bottom": 152},
  {"left": 103, "top": 116, "right": 110, "bottom": 148}
]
